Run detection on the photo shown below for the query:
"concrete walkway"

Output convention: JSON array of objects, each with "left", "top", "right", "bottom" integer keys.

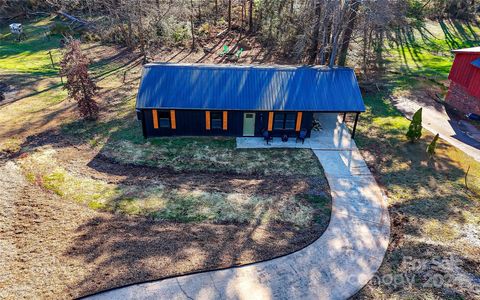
[
  {"left": 87, "top": 114, "right": 390, "bottom": 300},
  {"left": 392, "top": 96, "right": 480, "bottom": 162}
]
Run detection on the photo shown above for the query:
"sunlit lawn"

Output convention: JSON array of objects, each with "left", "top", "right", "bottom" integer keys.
[
  {"left": 384, "top": 19, "right": 480, "bottom": 91},
  {"left": 354, "top": 92, "right": 480, "bottom": 299},
  {"left": 0, "top": 16, "right": 63, "bottom": 75}
]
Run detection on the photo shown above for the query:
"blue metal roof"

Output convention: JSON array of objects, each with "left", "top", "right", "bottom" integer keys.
[
  {"left": 472, "top": 58, "right": 480, "bottom": 69},
  {"left": 136, "top": 63, "right": 365, "bottom": 112}
]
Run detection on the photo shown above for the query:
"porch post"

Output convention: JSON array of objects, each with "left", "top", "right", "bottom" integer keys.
[
  {"left": 342, "top": 112, "right": 347, "bottom": 123},
  {"left": 352, "top": 112, "right": 359, "bottom": 139},
  {"left": 141, "top": 110, "right": 147, "bottom": 139}
]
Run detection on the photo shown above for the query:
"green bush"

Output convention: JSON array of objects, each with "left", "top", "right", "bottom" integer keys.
[
  {"left": 426, "top": 133, "right": 440, "bottom": 157},
  {"left": 406, "top": 108, "right": 423, "bottom": 142},
  {"left": 171, "top": 25, "right": 190, "bottom": 44}
]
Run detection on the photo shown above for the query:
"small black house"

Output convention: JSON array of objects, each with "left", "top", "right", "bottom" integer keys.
[{"left": 136, "top": 63, "right": 365, "bottom": 138}]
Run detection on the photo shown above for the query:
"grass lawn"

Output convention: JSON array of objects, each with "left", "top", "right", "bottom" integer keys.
[
  {"left": 348, "top": 19, "right": 480, "bottom": 299},
  {"left": 353, "top": 78, "right": 480, "bottom": 299},
  {"left": 383, "top": 19, "right": 480, "bottom": 89}
]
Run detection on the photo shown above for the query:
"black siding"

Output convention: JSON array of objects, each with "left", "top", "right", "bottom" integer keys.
[{"left": 142, "top": 109, "right": 314, "bottom": 138}]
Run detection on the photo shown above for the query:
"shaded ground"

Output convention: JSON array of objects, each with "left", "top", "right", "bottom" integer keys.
[{"left": 1, "top": 143, "right": 331, "bottom": 299}]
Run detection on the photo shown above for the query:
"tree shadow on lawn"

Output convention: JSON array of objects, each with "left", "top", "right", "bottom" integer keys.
[
  {"left": 66, "top": 208, "right": 326, "bottom": 298},
  {"left": 386, "top": 19, "right": 480, "bottom": 85},
  {"left": 356, "top": 90, "right": 479, "bottom": 219},
  {"left": 353, "top": 102, "right": 480, "bottom": 297},
  {"left": 353, "top": 239, "right": 480, "bottom": 299},
  {"left": 438, "top": 19, "right": 480, "bottom": 50},
  {"left": 12, "top": 113, "right": 332, "bottom": 299}
]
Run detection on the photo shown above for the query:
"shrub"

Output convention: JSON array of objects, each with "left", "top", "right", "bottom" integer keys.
[
  {"left": 427, "top": 133, "right": 440, "bottom": 157},
  {"left": 406, "top": 108, "right": 422, "bottom": 142}
]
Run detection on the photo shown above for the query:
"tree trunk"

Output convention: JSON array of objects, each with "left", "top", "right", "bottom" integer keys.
[
  {"left": 241, "top": 0, "right": 245, "bottom": 28},
  {"left": 337, "top": 0, "right": 360, "bottom": 66},
  {"left": 362, "top": 24, "right": 367, "bottom": 75},
  {"left": 191, "top": 0, "right": 196, "bottom": 49},
  {"left": 307, "top": 0, "right": 322, "bottom": 65},
  {"left": 214, "top": 0, "right": 218, "bottom": 25},
  {"left": 375, "top": 28, "right": 384, "bottom": 70},
  {"left": 248, "top": 0, "right": 254, "bottom": 32},
  {"left": 329, "top": 31, "right": 339, "bottom": 68},
  {"left": 228, "top": 0, "right": 232, "bottom": 30}
]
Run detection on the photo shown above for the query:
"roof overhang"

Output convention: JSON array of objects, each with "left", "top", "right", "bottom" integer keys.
[{"left": 452, "top": 46, "right": 480, "bottom": 54}]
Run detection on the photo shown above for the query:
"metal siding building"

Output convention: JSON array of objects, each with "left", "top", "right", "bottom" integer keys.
[
  {"left": 448, "top": 47, "right": 480, "bottom": 98},
  {"left": 136, "top": 63, "right": 365, "bottom": 138}
]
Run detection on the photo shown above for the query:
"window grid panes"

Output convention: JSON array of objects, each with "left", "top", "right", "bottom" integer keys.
[
  {"left": 273, "top": 113, "right": 296, "bottom": 130},
  {"left": 274, "top": 113, "right": 284, "bottom": 130},
  {"left": 158, "top": 110, "right": 170, "bottom": 128},
  {"left": 285, "top": 113, "right": 296, "bottom": 130},
  {"left": 211, "top": 112, "right": 222, "bottom": 129}
]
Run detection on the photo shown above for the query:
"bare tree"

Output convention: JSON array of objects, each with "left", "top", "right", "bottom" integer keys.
[
  {"left": 190, "top": 0, "right": 196, "bottom": 49},
  {"left": 248, "top": 0, "right": 254, "bottom": 32},
  {"left": 307, "top": 0, "right": 322, "bottom": 64},
  {"left": 228, "top": 0, "right": 232, "bottom": 30},
  {"left": 338, "top": 0, "right": 360, "bottom": 66}
]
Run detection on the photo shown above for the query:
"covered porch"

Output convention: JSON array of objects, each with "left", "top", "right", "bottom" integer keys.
[{"left": 236, "top": 113, "right": 359, "bottom": 150}]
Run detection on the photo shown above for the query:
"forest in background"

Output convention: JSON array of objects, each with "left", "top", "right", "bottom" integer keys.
[{"left": 1, "top": 0, "right": 479, "bottom": 72}]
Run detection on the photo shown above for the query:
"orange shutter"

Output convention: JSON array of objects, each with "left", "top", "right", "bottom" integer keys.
[
  {"left": 152, "top": 109, "right": 159, "bottom": 129},
  {"left": 268, "top": 112, "right": 274, "bottom": 131},
  {"left": 223, "top": 111, "right": 228, "bottom": 130},
  {"left": 170, "top": 110, "right": 176, "bottom": 129},
  {"left": 205, "top": 111, "right": 211, "bottom": 130},
  {"left": 295, "top": 112, "right": 303, "bottom": 131}
]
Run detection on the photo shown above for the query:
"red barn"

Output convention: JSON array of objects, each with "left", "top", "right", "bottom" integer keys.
[{"left": 446, "top": 47, "right": 480, "bottom": 115}]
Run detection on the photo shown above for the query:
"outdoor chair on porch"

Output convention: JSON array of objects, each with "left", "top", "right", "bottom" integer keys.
[
  {"left": 262, "top": 129, "right": 273, "bottom": 145},
  {"left": 296, "top": 128, "right": 307, "bottom": 144}
]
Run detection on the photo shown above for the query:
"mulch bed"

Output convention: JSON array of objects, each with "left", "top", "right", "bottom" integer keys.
[{"left": 1, "top": 146, "right": 332, "bottom": 299}]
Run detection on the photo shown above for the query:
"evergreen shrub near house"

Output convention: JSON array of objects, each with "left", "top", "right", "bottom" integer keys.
[
  {"left": 406, "top": 108, "right": 423, "bottom": 142},
  {"left": 427, "top": 133, "right": 440, "bottom": 157}
]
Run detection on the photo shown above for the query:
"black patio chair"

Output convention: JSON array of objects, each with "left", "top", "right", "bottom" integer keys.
[
  {"left": 262, "top": 129, "right": 273, "bottom": 145},
  {"left": 296, "top": 128, "right": 307, "bottom": 144},
  {"left": 466, "top": 113, "right": 480, "bottom": 121}
]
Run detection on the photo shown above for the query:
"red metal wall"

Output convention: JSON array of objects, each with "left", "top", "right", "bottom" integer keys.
[{"left": 448, "top": 53, "right": 480, "bottom": 98}]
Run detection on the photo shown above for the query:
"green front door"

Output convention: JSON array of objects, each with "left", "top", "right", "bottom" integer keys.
[{"left": 243, "top": 113, "right": 256, "bottom": 136}]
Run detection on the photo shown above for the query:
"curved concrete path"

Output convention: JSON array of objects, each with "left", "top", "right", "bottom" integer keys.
[{"left": 87, "top": 115, "right": 390, "bottom": 300}]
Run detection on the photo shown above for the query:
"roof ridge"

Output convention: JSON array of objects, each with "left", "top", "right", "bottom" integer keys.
[{"left": 143, "top": 63, "right": 354, "bottom": 71}]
